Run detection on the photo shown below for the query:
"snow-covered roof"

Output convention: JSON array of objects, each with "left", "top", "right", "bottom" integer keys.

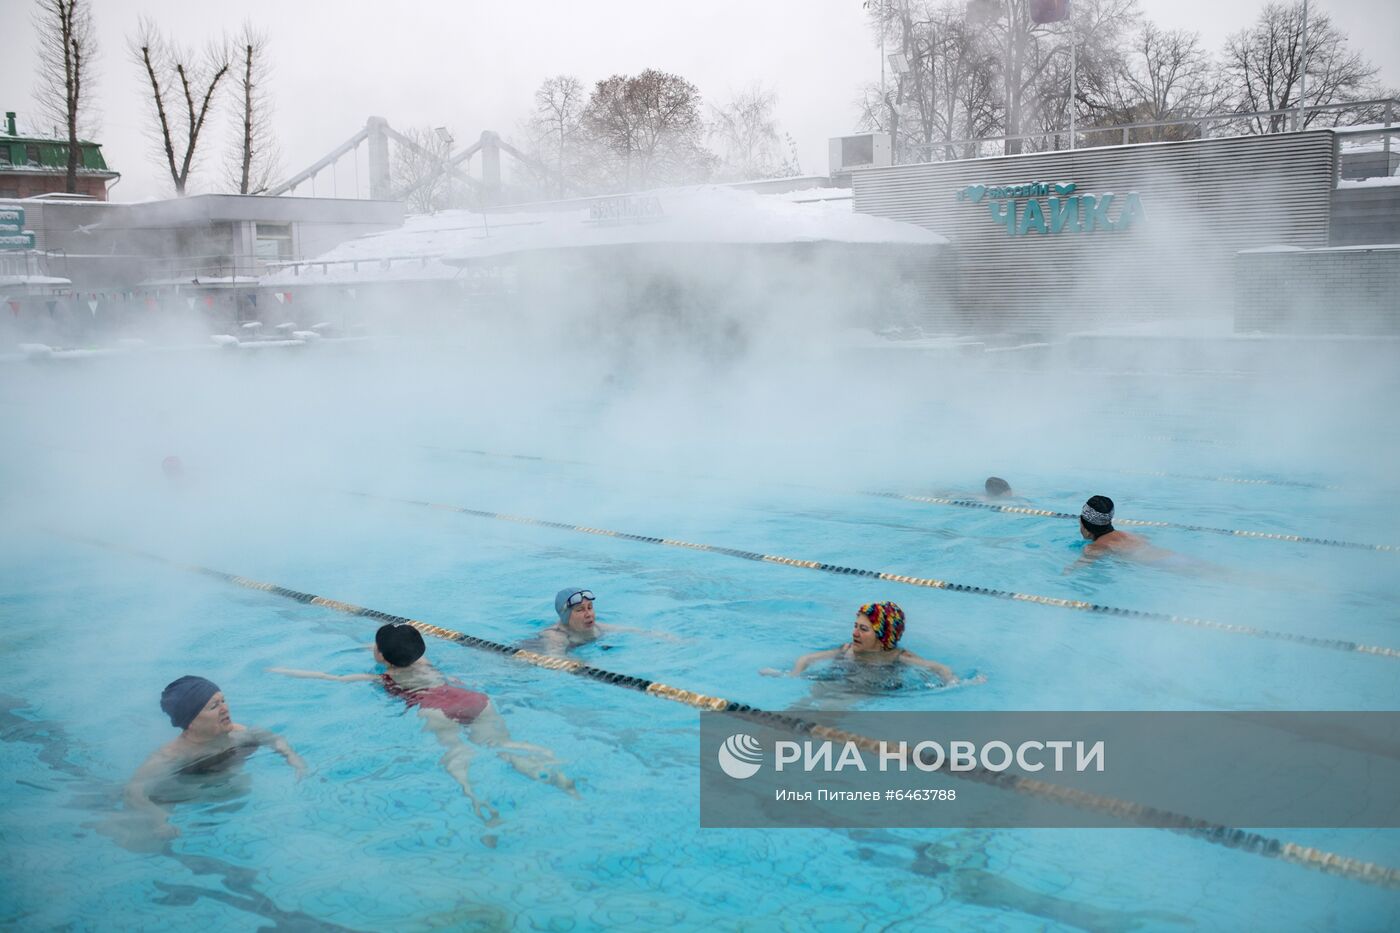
[
  {"left": 0, "top": 273, "right": 72, "bottom": 289},
  {"left": 263, "top": 186, "right": 944, "bottom": 287},
  {"left": 1338, "top": 175, "right": 1400, "bottom": 188}
]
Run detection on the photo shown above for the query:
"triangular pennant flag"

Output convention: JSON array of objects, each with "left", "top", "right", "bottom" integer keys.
[
  {"left": 186, "top": 297, "right": 196, "bottom": 310},
  {"left": 46, "top": 300, "right": 57, "bottom": 314},
  {"left": 88, "top": 300, "right": 98, "bottom": 315},
  {"left": 273, "top": 292, "right": 285, "bottom": 304},
  {"left": 145, "top": 298, "right": 158, "bottom": 310},
  {"left": 204, "top": 295, "right": 215, "bottom": 308},
  {"left": 247, "top": 294, "right": 258, "bottom": 307},
  {"left": 7, "top": 299, "right": 18, "bottom": 316}
]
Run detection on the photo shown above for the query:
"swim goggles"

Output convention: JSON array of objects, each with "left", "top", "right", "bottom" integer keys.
[{"left": 565, "top": 590, "right": 595, "bottom": 608}]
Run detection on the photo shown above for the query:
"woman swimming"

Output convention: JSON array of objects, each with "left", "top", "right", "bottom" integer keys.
[{"left": 760, "top": 602, "right": 959, "bottom": 685}]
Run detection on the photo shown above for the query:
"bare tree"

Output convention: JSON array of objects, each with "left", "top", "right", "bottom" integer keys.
[
  {"left": 867, "top": 0, "right": 1137, "bottom": 156},
  {"left": 1076, "top": 23, "right": 1222, "bottom": 142},
  {"left": 523, "top": 75, "right": 585, "bottom": 198},
  {"left": 1013, "top": 0, "right": 1140, "bottom": 152},
  {"left": 859, "top": 1, "right": 1001, "bottom": 161},
  {"left": 710, "top": 84, "right": 790, "bottom": 180},
  {"left": 130, "top": 19, "right": 231, "bottom": 195},
  {"left": 33, "top": 0, "right": 98, "bottom": 194},
  {"left": 1223, "top": 1, "right": 1379, "bottom": 133},
  {"left": 225, "top": 22, "right": 279, "bottom": 194},
  {"left": 581, "top": 69, "right": 715, "bottom": 190},
  {"left": 391, "top": 126, "right": 468, "bottom": 214}
]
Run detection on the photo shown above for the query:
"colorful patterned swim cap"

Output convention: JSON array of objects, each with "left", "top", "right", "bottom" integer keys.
[{"left": 858, "top": 602, "right": 906, "bottom": 650}]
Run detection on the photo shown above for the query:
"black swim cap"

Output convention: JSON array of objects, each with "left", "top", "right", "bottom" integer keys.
[
  {"left": 161, "top": 675, "right": 220, "bottom": 730},
  {"left": 376, "top": 623, "right": 426, "bottom": 667},
  {"left": 1081, "top": 495, "right": 1116, "bottom": 536},
  {"left": 984, "top": 477, "right": 1011, "bottom": 497}
]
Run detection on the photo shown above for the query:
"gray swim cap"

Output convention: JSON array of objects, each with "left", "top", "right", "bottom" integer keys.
[{"left": 555, "top": 587, "right": 594, "bottom": 622}]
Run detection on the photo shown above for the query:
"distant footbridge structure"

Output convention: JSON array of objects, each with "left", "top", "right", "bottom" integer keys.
[{"left": 266, "top": 117, "right": 563, "bottom": 204}]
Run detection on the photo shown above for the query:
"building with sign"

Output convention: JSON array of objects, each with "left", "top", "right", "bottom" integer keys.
[
  {"left": 0, "top": 194, "right": 403, "bottom": 350},
  {"left": 0, "top": 112, "right": 119, "bottom": 200},
  {"left": 849, "top": 129, "right": 1399, "bottom": 336}
]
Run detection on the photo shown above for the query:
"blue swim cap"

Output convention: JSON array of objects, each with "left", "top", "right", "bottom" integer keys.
[
  {"left": 160, "top": 675, "right": 220, "bottom": 730},
  {"left": 555, "top": 587, "right": 594, "bottom": 622}
]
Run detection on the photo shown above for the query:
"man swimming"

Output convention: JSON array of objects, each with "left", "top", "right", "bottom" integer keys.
[
  {"left": 1068, "top": 495, "right": 1173, "bottom": 568},
  {"left": 760, "top": 602, "right": 960, "bottom": 685},
  {"left": 983, "top": 476, "right": 1013, "bottom": 499},
  {"left": 124, "top": 676, "right": 306, "bottom": 840},
  {"left": 270, "top": 623, "right": 575, "bottom": 824}
]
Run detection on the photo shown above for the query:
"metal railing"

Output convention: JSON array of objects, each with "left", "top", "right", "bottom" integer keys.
[
  {"left": 264, "top": 253, "right": 448, "bottom": 278},
  {"left": 905, "top": 97, "right": 1398, "bottom": 164}
]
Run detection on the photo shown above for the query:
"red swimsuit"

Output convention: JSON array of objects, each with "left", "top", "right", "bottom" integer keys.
[{"left": 381, "top": 675, "right": 489, "bottom": 724}]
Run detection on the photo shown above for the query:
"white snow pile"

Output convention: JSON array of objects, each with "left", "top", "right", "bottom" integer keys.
[{"left": 263, "top": 186, "right": 944, "bottom": 286}]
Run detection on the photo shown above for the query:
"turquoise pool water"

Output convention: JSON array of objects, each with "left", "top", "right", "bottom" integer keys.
[{"left": 2, "top": 344, "right": 1398, "bottom": 930}]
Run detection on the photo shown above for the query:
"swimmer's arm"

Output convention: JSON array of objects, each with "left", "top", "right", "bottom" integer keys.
[
  {"left": 124, "top": 747, "right": 179, "bottom": 836},
  {"left": 898, "top": 650, "right": 956, "bottom": 685},
  {"left": 1062, "top": 546, "right": 1101, "bottom": 574},
  {"left": 246, "top": 727, "right": 308, "bottom": 778},
  {"left": 597, "top": 623, "right": 683, "bottom": 641},
  {"left": 761, "top": 647, "right": 842, "bottom": 677},
  {"left": 536, "top": 629, "right": 570, "bottom": 657},
  {"left": 266, "top": 667, "right": 379, "bottom": 683}
]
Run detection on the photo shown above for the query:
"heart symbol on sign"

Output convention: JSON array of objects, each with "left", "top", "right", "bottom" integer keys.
[
  {"left": 965, "top": 185, "right": 987, "bottom": 203},
  {"left": 1053, "top": 183, "right": 1077, "bottom": 195}
]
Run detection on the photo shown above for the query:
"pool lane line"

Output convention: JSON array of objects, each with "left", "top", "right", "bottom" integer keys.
[
  {"left": 56, "top": 534, "right": 1400, "bottom": 892},
  {"left": 343, "top": 490, "right": 1400, "bottom": 662},
  {"left": 428, "top": 446, "right": 1396, "bottom": 554},
  {"left": 1110, "top": 468, "right": 1342, "bottom": 491},
  {"left": 866, "top": 493, "right": 1398, "bottom": 553}
]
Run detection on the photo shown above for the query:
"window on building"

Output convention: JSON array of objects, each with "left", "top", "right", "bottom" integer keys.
[
  {"left": 25, "top": 145, "right": 40, "bottom": 165},
  {"left": 0, "top": 148, "right": 10, "bottom": 165},
  {"left": 255, "top": 223, "right": 294, "bottom": 261},
  {"left": 0, "top": 188, "right": 19, "bottom": 199}
]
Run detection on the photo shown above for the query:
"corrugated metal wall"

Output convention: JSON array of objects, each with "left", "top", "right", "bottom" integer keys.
[{"left": 852, "top": 132, "right": 1337, "bottom": 334}]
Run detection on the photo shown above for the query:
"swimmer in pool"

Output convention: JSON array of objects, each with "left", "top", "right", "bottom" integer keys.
[
  {"left": 983, "top": 476, "right": 1013, "bottom": 499},
  {"left": 124, "top": 676, "right": 306, "bottom": 840},
  {"left": 533, "top": 587, "right": 671, "bottom": 655},
  {"left": 270, "top": 623, "right": 575, "bottom": 823},
  {"left": 759, "top": 602, "right": 960, "bottom": 685},
  {"left": 1066, "top": 495, "right": 1177, "bottom": 570}
]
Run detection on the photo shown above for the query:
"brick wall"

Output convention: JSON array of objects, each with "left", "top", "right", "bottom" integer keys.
[
  {"left": 1235, "top": 246, "right": 1400, "bottom": 334},
  {"left": 0, "top": 172, "right": 110, "bottom": 200}
]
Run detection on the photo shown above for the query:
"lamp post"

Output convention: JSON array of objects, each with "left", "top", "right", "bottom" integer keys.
[
  {"left": 1296, "top": 0, "right": 1310, "bottom": 131},
  {"left": 888, "top": 50, "right": 912, "bottom": 164}
]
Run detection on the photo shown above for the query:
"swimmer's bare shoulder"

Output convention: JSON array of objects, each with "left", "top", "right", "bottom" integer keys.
[{"left": 1085, "top": 530, "right": 1147, "bottom": 554}]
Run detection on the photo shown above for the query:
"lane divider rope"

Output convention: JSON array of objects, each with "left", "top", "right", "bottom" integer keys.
[
  {"left": 64, "top": 532, "right": 1400, "bottom": 891},
  {"left": 1111, "top": 467, "right": 1342, "bottom": 491},
  {"left": 429, "top": 446, "right": 1395, "bottom": 554},
  {"left": 346, "top": 491, "right": 1400, "bottom": 661},
  {"left": 867, "top": 493, "right": 1397, "bottom": 553}
]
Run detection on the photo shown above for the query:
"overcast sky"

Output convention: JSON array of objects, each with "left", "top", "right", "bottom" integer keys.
[{"left": 1, "top": 0, "right": 1395, "bottom": 202}]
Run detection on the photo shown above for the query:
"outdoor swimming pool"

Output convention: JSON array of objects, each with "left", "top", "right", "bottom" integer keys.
[{"left": 2, "top": 343, "right": 1398, "bottom": 930}]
